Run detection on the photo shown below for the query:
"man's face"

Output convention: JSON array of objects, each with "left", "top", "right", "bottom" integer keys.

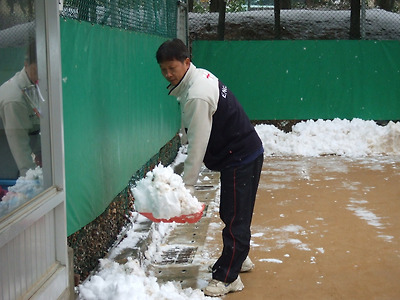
[
  {"left": 25, "top": 62, "right": 38, "bottom": 84},
  {"left": 159, "top": 58, "right": 190, "bottom": 86}
]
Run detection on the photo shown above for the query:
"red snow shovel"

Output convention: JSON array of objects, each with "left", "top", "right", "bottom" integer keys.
[
  {"left": 128, "top": 187, "right": 205, "bottom": 223},
  {"left": 139, "top": 203, "right": 205, "bottom": 223}
]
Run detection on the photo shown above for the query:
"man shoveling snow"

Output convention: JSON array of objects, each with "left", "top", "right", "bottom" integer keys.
[{"left": 155, "top": 39, "right": 264, "bottom": 297}]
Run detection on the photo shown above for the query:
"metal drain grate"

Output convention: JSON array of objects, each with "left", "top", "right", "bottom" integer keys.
[
  {"left": 195, "top": 185, "right": 215, "bottom": 190},
  {"left": 159, "top": 246, "right": 197, "bottom": 265}
]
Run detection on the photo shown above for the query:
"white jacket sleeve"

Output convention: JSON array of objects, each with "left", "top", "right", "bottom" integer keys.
[
  {"left": 182, "top": 98, "right": 214, "bottom": 186},
  {"left": 3, "top": 101, "right": 36, "bottom": 176}
]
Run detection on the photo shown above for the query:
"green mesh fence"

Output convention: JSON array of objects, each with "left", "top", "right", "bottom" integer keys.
[
  {"left": 61, "top": 0, "right": 178, "bottom": 37},
  {"left": 189, "top": 0, "right": 400, "bottom": 40},
  {"left": 0, "top": 0, "right": 35, "bottom": 83}
]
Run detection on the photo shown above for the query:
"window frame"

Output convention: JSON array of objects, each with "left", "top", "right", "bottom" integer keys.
[{"left": 0, "top": 0, "right": 66, "bottom": 255}]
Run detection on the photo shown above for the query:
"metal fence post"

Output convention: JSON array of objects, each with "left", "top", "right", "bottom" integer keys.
[
  {"left": 274, "top": 0, "right": 281, "bottom": 39},
  {"left": 350, "top": 0, "right": 361, "bottom": 39},
  {"left": 177, "top": 0, "right": 189, "bottom": 45},
  {"left": 217, "top": 0, "right": 226, "bottom": 40},
  {"left": 361, "top": 0, "right": 366, "bottom": 39}
]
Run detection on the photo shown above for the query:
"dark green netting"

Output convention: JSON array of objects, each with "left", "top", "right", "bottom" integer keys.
[{"left": 61, "top": 0, "right": 178, "bottom": 37}]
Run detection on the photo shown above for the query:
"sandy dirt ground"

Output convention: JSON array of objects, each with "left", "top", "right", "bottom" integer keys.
[
  {"left": 152, "top": 156, "right": 400, "bottom": 299},
  {"left": 213, "top": 156, "right": 400, "bottom": 300}
]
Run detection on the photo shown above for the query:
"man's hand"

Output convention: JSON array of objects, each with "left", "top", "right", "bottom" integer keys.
[
  {"left": 0, "top": 186, "right": 7, "bottom": 200},
  {"left": 173, "top": 162, "right": 184, "bottom": 175},
  {"left": 34, "top": 152, "right": 42, "bottom": 167}
]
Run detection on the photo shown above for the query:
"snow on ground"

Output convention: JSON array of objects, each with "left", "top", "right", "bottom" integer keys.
[
  {"left": 189, "top": 9, "right": 400, "bottom": 40},
  {"left": 78, "top": 216, "right": 212, "bottom": 300},
  {"left": 77, "top": 118, "right": 399, "bottom": 300},
  {"left": 256, "top": 118, "right": 400, "bottom": 157}
]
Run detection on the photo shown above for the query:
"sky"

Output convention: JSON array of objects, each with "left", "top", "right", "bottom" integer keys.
[{"left": 76, "top": 118, "right": 399, "bottom": 300}]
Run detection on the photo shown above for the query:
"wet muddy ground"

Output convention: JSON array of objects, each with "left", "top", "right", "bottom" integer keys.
[
  {"left": 130, "top": 155, "right": 400, "bottom": 299},
  {"left": 213, "top": 156, "right": 400, "bottom": 299}
]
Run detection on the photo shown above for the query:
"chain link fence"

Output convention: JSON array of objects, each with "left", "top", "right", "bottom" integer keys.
[
  {"left": 60, "top": 0, "right": 178, "bottom": 38},
  {"left": 0, "top": 0, "right": 35, "bottom": 48},
  {"left": 189, "top": 0, "right": 400, "bottom": 40},
  {"left": 0, "top": 0, "right": 178, "bottom": 47}
]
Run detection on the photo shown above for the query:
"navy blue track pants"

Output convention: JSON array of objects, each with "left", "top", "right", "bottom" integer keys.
[{"left": 212, "top": 153, "right": 264, "bottom": 283}]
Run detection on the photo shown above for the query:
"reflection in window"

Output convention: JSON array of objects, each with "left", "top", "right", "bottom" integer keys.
[{"left": 0, "top": 0, "right": 47, "bottom": 218}]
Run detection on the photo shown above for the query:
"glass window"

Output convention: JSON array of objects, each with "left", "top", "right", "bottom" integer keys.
[{"left": 0, "top": 0, "right": 51, "bottom": 218}]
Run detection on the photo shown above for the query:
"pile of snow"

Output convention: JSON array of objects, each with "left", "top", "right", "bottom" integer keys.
[
  {"left": 78, "top": 258, "right": 212, "bottom": 300},
  {"left": 0, "top": 167, "right": 44, "bottom": 217},
  {"left": 78, "top": 215, "right": 214, "bottom": 300},
  {"left": 256, "top": 118, "right": 400, "bottom": 157},
  {"left": 131, "top": 164, "right": 203, "bottom": 219}
]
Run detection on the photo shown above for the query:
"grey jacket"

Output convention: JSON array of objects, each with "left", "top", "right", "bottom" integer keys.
[{"left": 0, "top": 67, "right": 40, "bottom": 178}]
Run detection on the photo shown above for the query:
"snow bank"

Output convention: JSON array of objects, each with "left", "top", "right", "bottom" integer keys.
[
  {"left": 0, "top": 167, "right": 44, "bottom": 216},
  {"left": 256, "top": 118, "right": 400, "bottom": 157},
  {"left": 131, "top": 164, "right": 203, "bottom": 219}
]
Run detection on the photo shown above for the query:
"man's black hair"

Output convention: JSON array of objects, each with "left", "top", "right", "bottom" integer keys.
[
  {"left": 25, "top": 40, "right": 37, "bottom": 65},
  {"left": 156, "top": 38, "right": 190, "bottom": 64}
]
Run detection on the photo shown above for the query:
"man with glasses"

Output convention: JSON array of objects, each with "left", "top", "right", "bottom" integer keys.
[{"left": 0, "top": 41, "right": 41, "bottom": 182}]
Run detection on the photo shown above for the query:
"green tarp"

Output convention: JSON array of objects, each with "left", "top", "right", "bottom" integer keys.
[
  {"left": 61, "top": 19, "right": 180, "bottom": 235},
  {"left": 192, "top": 40, "right": 400, "bottom": 120}
]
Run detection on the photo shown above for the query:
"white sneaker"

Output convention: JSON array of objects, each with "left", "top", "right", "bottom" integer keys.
[
  {"left": 241, "top": 256, "right": 255, "bottom": 272},
  {"left": 208, "top": 256, "right": 255, "bottom": 273},
  {"left": 203, "top": 276, "right": 244, "bottom": 297}
]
